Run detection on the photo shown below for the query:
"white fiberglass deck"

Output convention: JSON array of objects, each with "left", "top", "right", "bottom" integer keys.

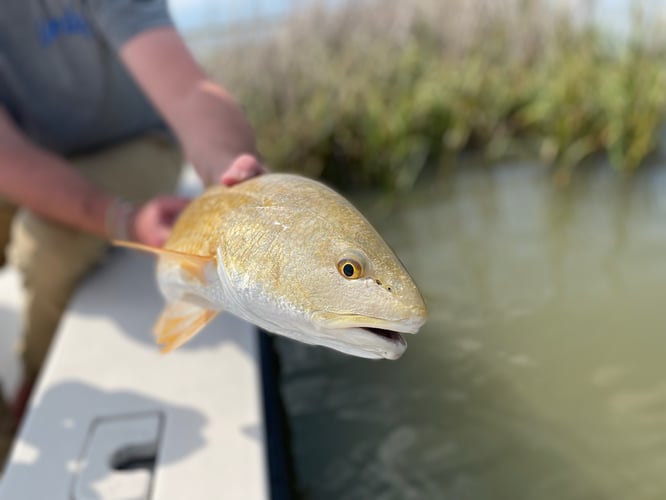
[{"left": 0, "top": 248, "right": 269, "bottom": 499}]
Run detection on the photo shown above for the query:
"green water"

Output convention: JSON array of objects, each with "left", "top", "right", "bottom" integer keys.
[{"left": 275, "top": 162, "right": 666, "bottom": 500}]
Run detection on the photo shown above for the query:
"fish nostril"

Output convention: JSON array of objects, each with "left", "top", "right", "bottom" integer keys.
[{"left": 374, "top": 278, "right": 393, "bottom": 293}]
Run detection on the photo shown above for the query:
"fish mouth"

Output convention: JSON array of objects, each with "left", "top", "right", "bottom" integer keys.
[
  {"left": 338, "top": 326, "right": 407, "bottom": 360},
  {"left": 336, "top": 321, "right": 418, "bottom": 360},
  {"left": 361, "top": 327, "right": 405, "bottom": 345},
  {"left": 311, "top": 313, "right": 424, "bottom": 360}
]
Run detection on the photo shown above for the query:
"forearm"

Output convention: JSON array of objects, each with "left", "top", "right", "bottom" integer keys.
[
  {"left": 0, "top": 143, "right": 113, "bottom": 238},
  {"left": 169, "top": 81, "right": 258, "bottom": 185},
  {"left": 120, "top": 27, "right": 259, "bottom": 185}
]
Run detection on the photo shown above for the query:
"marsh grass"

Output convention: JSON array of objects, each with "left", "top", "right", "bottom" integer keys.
[{"left": 206, "top": 0, "right": 666, "bottom": 190}]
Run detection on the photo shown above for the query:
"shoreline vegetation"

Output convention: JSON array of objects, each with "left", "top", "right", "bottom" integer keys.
[{"left": 206, "top": 0, "right": 666, "bottom": 190}]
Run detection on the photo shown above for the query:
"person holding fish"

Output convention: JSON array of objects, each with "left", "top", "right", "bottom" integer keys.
[{"left": 0, "top": 0, "right": 268, "bottom": 452}]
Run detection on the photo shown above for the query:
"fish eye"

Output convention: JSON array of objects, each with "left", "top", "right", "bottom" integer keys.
[{"left": 337, "top": 258, "right": 363, "bottom": 279}]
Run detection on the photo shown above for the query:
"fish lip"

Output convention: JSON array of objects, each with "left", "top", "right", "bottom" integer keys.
[
  {"left": 315, "top": 314, "right": 424, "bottom": 335},
  {"left": 343, "top": 326, "right": 408, "bottom": 359}
]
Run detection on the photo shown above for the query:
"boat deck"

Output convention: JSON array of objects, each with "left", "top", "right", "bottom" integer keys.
[{"left": 0, "top": 247, "right": 270, "bottom": 499}]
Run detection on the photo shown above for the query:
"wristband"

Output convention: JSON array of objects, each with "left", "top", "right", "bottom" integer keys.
[{"left": 105, "top": 198, "right": 135, "bottom": 241}]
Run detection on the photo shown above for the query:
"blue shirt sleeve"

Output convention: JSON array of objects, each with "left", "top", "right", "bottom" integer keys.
[{"left": 85, "top": 0, "right": 174, "bottom": 51}]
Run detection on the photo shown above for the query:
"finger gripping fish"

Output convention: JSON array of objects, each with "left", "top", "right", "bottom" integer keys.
[{"left": 116, "top": 173, "right": 427, "bottom": 360}]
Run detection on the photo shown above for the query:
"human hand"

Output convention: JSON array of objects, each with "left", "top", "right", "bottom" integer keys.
[
  {"left": 219, "top": 154, "right": 269, "bottom": 186},
  {"left": 129, "top": 195, "right": 190, "bottom": 247}
]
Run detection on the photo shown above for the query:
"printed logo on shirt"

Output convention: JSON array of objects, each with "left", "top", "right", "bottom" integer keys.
[{"left": 39, "top": 8, "right": 91, "bottom": 47}]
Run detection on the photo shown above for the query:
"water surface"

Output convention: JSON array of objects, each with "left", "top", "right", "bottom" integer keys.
[{"left": 276, "top": 162, "right": 666, "bottom": 500}]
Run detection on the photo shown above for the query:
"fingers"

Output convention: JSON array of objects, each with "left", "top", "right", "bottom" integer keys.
[
  {"left": 130, "top": 196, "right": 191, "bottom": 247},
  {"left": 219, "top": 154, "right": 269, "bottom": 186},
  {"left": 154, "top": 195, "right": 191, "bottom": 209},
  {"left": 155, "top": 195, "right": 191, "bottom": 215},
  {"left": 149, "top": 225, "right": 171, "bottom": 248}
]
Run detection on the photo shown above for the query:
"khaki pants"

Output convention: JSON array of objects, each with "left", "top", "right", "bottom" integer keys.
[{"left": 0, "top": 135, "right": 182, "bottom": 467}]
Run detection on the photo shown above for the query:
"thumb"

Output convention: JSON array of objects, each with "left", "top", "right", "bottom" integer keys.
[
  {"left": 155, "top": 195, "right": 191, "bottom": 214},
  {"left": 220, "top": 154, "right": 268, "bottom": 186}
]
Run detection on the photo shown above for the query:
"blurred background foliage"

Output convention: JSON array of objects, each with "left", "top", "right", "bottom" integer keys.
[{"left": 204, "top": 0, "right": 666, "bottom": 191}]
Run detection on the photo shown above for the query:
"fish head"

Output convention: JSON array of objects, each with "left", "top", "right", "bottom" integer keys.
[
  {"left": 218, "top": 177, "right": 427, "bottom": 360},
  {"left": 305, "top": 235, "right": 428, "bottom": 360}
]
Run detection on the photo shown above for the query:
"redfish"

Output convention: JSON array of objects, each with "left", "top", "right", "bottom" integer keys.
[{"left": 117, "top": 174, "right": 426, "bottom": 359}]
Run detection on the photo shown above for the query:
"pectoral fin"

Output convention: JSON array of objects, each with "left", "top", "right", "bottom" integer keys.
[
  {"left": 114, "top": 240, "right": 215, "bottom": 283},
  {"left": 153, "top": 300, "right": 219, "bottom": 353}
]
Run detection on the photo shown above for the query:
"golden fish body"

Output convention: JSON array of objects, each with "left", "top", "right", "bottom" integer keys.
[{"left": 123, "top": 173, "right": 427, "bottom": 359}]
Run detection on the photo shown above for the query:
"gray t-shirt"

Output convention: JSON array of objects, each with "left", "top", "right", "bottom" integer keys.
[{"left": 0, "top": 0, "right": 173, "bottom": 155}]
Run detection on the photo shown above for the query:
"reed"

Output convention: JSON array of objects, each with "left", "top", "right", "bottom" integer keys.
[{"left": 205, "top": 0, "right": 666, "bottom": 190}]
